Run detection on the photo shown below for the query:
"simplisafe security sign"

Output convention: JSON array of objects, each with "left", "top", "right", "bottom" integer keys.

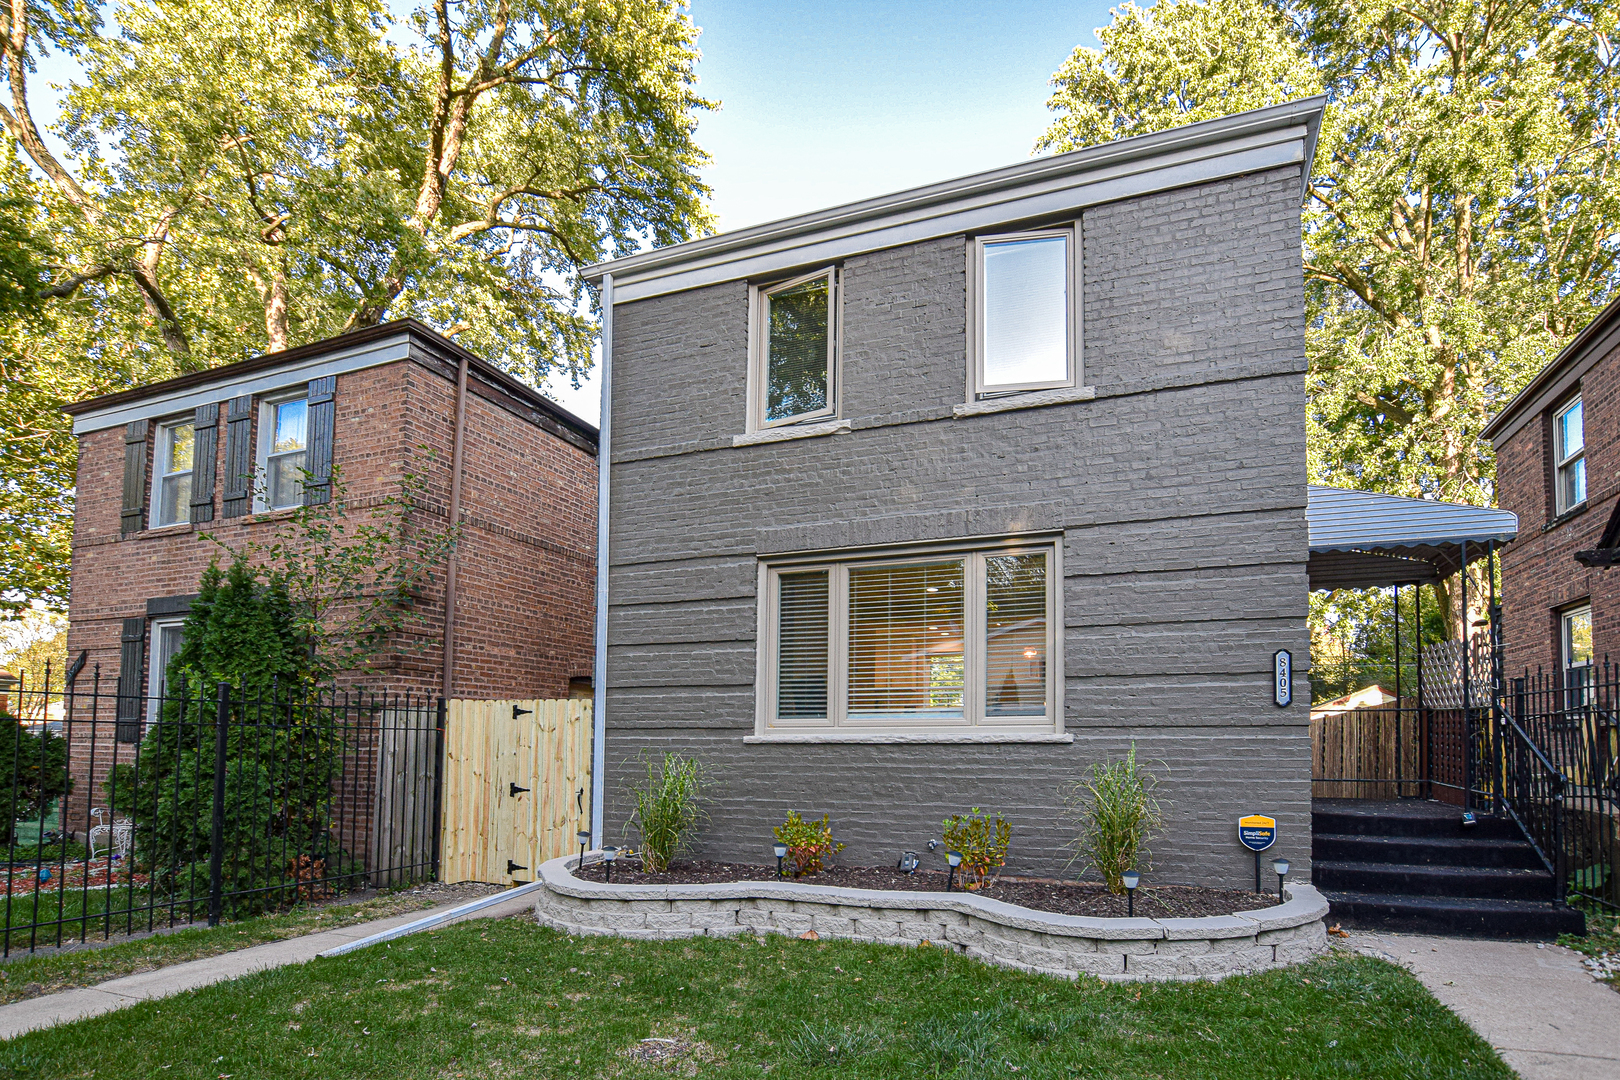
[
  {"left": 1273, "top": 649, "right": 1292, "bottom": 707},
  {"left": 1238, "top": 815, "right": 1277, "bottom": 852}
]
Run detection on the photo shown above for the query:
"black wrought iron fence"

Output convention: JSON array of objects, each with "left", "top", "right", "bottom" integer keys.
[{"left": 0, "top": 667, "right": 442, "bottom": 955}]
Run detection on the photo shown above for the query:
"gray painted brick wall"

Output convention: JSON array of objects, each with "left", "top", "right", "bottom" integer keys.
[{"left": 602, "top": 166, "right": 1310, "bottom": 889}]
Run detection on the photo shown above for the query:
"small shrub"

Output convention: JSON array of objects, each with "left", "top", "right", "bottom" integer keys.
[
  {"left": 627, "top": 751, "right": 707, "bottom": 872},
  {"left": 782, "top": 1021, "right": 881, "bottom": 1068},
  {"left": 1067, "top": 744, "right": 1163, "bottom": 893},
  {"left": 941, "top": 807, "right": 1010, "bottom": 890},
  {"left": 773, "top": 810, "right": 844, "bottom": 876}
]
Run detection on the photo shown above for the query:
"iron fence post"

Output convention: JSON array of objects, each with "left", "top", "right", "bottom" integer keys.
[
  {"left": 431, "top": 697, "right": 447, "bottom": 881},
  {"left": 207, "top": 682, "right": 230, "bottom": 927}
]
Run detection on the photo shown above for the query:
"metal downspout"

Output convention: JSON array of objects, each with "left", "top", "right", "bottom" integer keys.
[
  {"left": 590, "top": 274, "right": 613, "bottom": 848},
  {"left": 442, "top": 356, "right": 470, "bottom": 699}
]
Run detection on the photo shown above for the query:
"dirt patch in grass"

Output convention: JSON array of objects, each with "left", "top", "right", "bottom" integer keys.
[{"left": 580, "top": 860, "right": 1272, "bottom": 919}]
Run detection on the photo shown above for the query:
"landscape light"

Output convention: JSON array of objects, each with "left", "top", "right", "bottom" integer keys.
[
  {"left": 1272, "top": 857, "right": 1291, "bottom": 902},
  {"left": 1121, "top": 870, "right": 1140, "bottom": 917},
  {"left": 774, "top": 842, "right": 789, "bottom": 878},
  {"left": 946, "top": 850, "right": 963, "bottom": 892},
  {"left": 602, "top": 845, "right": 619, "bottom": 883},
  {"left": 576, "top": 829, "right": 590, "bottom": 870}
]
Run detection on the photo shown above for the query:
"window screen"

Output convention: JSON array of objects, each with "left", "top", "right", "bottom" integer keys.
[
  {"left": 764, "top": 274, "right": 832, "bottom": 422},
  {"left": 777, "top": 570, "right": 829, "bottom": 719},
  {"left": 982, "top": 234, "right": 1068, "bottom": 388}
]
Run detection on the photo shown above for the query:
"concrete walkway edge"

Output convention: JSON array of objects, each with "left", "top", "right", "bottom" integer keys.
[{"left": 318, "top": 880, "right": 544, "bottom": 957}]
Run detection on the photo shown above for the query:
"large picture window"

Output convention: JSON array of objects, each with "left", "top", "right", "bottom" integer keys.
[
  {"left": 748, "top": 268, "right": 838, "bottom": 430},
  {"left": 969, "top": 227, "right": 1077, "bottom": 398},
  {"left": 1555, "top": 397, "right": 1585, "bottom": 514},
  {"left": 761, "top": 542, "right": 1058, "bottom": 734}
]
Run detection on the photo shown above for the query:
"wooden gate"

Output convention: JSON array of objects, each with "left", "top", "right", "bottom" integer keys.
[{"left": 439, "top": 698, "right": 592, "bottom": 884}]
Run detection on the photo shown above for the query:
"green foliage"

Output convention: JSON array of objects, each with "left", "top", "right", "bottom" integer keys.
[
  {"left": 1310, "top": 584, "right": 1451, "bottom": 703},
  {"left": 0, "top": 718, "right": 70, "bottom": 846},
  {"left": 1067, "top": 746, "right": 1164, "bottom": 894},
  {"left": 0, "top": 0, "right": 713, "bottom": 614},
  {"left": 109, "top": 555, "right": 345, "bottom": 916},
  {"left": 941, "top": 807, "right": 1010, "bottom": 891},
  {"left": 772, "top": 809, "right": 844, "bottom": 877},
  {"left": 1039, "top": 0, "right": 1620, "bottom": 641},
  {"left": 202, "top": 462, "right": 456, "bottom": 681},
  {"left": 782, "top": 1021, "right": 881, "bottom": 1069},
  {"left": 626, "top": 751, "right": 707, "bottom": 873}
]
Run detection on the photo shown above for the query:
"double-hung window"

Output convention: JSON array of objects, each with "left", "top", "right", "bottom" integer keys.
[
  {"left": 969, "top": 227, "right": 1077, "bottom": 398},
  {"left": 762, "top": 541, "right": 1059, "bottom": 735},
  {"left": 151, "top": 420, "right": 195, "bottom": 527},
  {"left": 1555, "top": 397, "right": 1586, "bottom": 515},
  {"left": 1562, "top": 603, "right": 1593, "bottom": 710},
  {"left": 748, "top": 268, "right": 838, "bottom": 430},
  {"left": 146, "top": 617, "right": 185, "bottom": 723},
  {"left": 258, "top": 394, "right": 308, "bottom": 509}
]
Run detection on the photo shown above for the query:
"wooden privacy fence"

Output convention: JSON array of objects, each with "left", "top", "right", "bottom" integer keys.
[{"left": 439, "top": 698, "right": 592, "bottom": 885}]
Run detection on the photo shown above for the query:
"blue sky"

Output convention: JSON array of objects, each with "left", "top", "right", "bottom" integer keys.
[{"left": 29, "top": 1, "right": 1119, "bottom": 423}]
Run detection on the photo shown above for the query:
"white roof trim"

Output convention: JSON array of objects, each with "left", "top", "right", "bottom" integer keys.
[
  {"left": 585, "top": 97, "right": 1325, "bottom": 304},
  {"left": 71, "top": 335, "right": 411, "bottom": 435}
]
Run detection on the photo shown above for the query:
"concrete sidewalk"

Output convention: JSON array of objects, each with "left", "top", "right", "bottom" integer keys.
[
  {"left": 0, "top": 890, "right": 538, "bottom": 1041},
  {"left": 1351, "top": 930, "right": 1620, "bottom": 1079}
]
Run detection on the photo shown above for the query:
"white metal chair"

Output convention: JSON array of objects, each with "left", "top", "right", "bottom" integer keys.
[{"left": 87, "top": 808, "right": 133, "bottom": 861}]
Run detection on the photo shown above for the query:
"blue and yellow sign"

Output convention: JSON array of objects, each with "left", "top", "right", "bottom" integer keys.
[{"left": 1238, "top": 815, "right": 1277, "bottom": 852}]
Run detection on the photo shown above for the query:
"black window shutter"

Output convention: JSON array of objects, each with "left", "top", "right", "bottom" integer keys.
[
  {"left": 190, "top": 402, "right": 219, "bottom": 524},
  {"left": 221, "top": 395, "right": 255, "bottom": 518},
  {"left": 304, "top": 376, "right": 336, "bottom": 506},
  {"left": 115, "top": 616, "right": 146, "bottom": 743},
  {"left": 120, "top": 420, "right": 150, "bottom": 536}
]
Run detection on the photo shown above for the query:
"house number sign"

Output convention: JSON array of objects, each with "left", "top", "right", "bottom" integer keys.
[{"left": 1273, "top": 649, "right": 1292, "bottom": 707}]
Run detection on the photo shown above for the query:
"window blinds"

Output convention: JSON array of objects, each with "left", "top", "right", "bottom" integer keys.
[
  {"left": 847, "top": 560, "right": 965, "bottom": 722},
  {"left": 777, "top": 570, "right": 829, "bottom": 719}
]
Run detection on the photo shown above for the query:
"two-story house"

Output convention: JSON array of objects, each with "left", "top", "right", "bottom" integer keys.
[
  {"left": 61, "top": 319, "right": 598, "bottom": 832},
  {"left": 1486, "top": 297, "right": 1620, "bottom": 682},
  {"left": 581, "top": 98, "right": 1326, "bottom": 888}
]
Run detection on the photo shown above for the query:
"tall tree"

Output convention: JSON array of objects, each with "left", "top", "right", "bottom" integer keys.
[
  {"left": 0, "top": 0, "right": 713, "bottom": 613},
  {"left": 1040, "top": 0, "right": 1620, "bottom": 632}
]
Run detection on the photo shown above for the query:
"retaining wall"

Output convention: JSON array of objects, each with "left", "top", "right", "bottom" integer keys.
[{"left": 533, "top": 855, "right": 1330, "bottom": 982}]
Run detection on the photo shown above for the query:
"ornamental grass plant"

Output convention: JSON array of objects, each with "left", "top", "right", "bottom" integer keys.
[
  {"left": 1068, "top": 745, "right": 1164, "bottom": 894},
  {"left": 627, "top": 751, "right": 708, "bottom": 872}
]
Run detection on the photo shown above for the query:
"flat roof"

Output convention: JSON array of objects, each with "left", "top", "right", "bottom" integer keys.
[
  {"left": 584, "top": 97, "right": 1326, "bottom": 304},
  {"left": 1307, "top": 485, "right": 1518, "bottom": 590}
]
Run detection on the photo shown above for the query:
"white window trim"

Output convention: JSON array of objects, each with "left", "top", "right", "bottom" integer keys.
[
  {"left": 966, "top": 223, "right": 1082, "bottom": 401},
  {"left": 745, "top": 266, "right": 841, "bottom": 433},
  {"left": 148, "top": 417, "right": 195, "bottom": 529},
  {"left": 146, "top": 615, "right": 185, "bottom": 725},
  {"left": 1554, "top": 396, "right": 1585, "bottom": 515},
  {"left": 254, "top": 389, "right": 309, "bottom": 512},
  {"left": 754, "top": 536, "right": 1063, "bottom": 740},
  {"left": 1561, "top": 603, "right": 1592, "bottom": 674}
]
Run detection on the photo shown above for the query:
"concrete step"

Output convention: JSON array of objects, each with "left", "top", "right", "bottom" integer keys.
[
  {"left": 1320, "top": 889, "right": 1586, "bottom": 939},
  {"left": 1313, "top": 860, "right": 1557, "bottom": 902},
  {"left": 1312, "top": 832, "right": 1545, "bottom": 870}
]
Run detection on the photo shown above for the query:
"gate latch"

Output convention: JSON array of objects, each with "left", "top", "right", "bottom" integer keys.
[
  {"left": 507, "top": 859, "right": 528, "bottom": 875},
  {"left": 509, "top": 782, "right": 530, "bottom": 797}
]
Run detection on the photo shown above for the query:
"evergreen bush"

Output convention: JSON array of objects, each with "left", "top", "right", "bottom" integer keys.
[{"left": 0, "top": 715, "right": 70, "bottom": 847}]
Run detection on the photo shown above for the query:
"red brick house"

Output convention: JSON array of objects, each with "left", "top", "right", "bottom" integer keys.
[
  {"left": 1486, "top": 297, "right": 1620, "bottom": 680},
  {"left": 60, "top": 320, "right": 598, "bottom": 825}
]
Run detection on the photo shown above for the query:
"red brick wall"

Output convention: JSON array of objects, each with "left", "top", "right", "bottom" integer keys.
[
  {"left": 1497, "top": 336, "right": 1620, "bottom": 678},
  {"left": 63, "top": 354, "right": 597, "bottom": 837}
]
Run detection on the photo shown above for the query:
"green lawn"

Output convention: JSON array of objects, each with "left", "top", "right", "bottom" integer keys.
[{"left": 0, "top": 920, "right": 1509, "bottom": 1079}]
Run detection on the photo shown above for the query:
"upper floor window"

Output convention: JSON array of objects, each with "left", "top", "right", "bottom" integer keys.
[
  {"left": 259, "top": 394, "right": 308, "bottom": 510},
  {"left": 748, "top": 268, "right": 838, "bottom": 430},
  {"left": 151, "top": 420, "right": 194, "bottom": 527},
  {"left": 761, "top": 541, "right": 1058, "bottom": 735},
  {"left": 1556, "top": 397, "right": 1586, "bottom": 514},
  {"left": 970, "top": 228, "right": 1076, "bottom": 397}
]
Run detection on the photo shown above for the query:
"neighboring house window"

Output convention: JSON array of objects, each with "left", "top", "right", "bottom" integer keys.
[
  {"left": 1562, "top": 604, "right": 1593, "bottom": 702},
  {"left": 150, "top": 419, "right": 195, "bottom": 527},
  {"left": 970, "top": 227, "right": 1077, "bottom": 398},
  {"left": 748, "top": 268, "right": 838, "bottom": 430},
  {"left": 146, "top": 617, "right": 185, "bottom": 723},
  {"left": 258, "top": 394, "right": 308, "bottom": 509},
  {"left": 1555, "top": 397, "right": 1585, "bottom": 514},
  {"left": 762, "top": 542, "right": 1058, "bottom": 734}
]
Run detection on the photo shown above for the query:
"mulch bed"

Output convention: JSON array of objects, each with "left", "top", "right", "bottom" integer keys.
[{"left": 580, "top": 859, "right": 1274, "bottom": 919}]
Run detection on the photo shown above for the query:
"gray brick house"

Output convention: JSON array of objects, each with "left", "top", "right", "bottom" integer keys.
[{"left": 582, "top": 98, "right": 1325, "bottom": 888}]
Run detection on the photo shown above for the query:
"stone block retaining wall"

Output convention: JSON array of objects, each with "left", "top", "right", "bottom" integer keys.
[{"left": 533, "top": 855, "right": 1330, "bottom": 982}]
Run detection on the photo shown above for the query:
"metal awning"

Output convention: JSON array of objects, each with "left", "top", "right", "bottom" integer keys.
[{"left": 1307, "top": 485, "right": 1518, "bottom": 591}]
